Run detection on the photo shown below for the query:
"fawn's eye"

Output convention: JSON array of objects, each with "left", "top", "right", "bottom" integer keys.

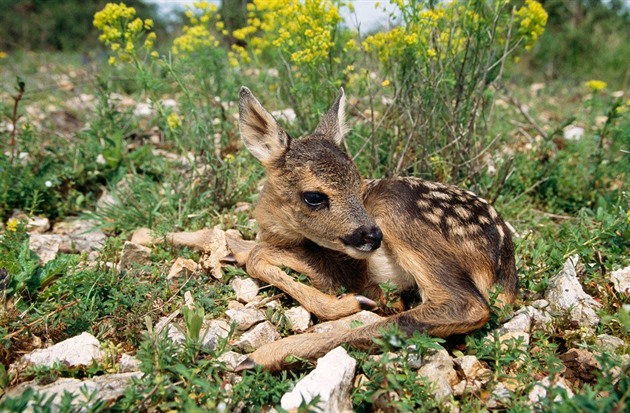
[{"left": 303, "top": 192, "right": 329, "bottom": 208}]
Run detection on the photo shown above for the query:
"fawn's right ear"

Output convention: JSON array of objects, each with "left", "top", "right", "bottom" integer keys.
[{"left": 238, "top": 86, "right": 289, "bottom": 165}]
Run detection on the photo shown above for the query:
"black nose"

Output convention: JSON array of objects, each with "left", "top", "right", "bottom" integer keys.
[
  {"left": 343, "top": 225, "right": 383, "bottom": 252},
  {"left": 362, "top": 226, "right": 383, "bottom": 247}
]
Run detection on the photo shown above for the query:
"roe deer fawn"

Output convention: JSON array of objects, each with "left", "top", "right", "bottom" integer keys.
[{"left": 233, "top": 86, "right": 518, "bottom": 371}]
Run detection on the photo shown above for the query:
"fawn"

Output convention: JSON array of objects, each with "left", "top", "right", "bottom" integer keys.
[{"left": 233, "top": 86, "right": 518, "bottom": 371}]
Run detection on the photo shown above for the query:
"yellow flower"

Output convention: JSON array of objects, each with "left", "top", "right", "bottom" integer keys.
[
  {"left": 381, "top": 79, "right": 390, "bottom": 87},
  {"left": 0, "top": 51, "right": 7, "bottom": 59},
  {"left": 515, "top": 0, "right": 548, "bottom": 50},
  {"left": 94, "top": 3, "right": 157, "bottom": 63},
  {"left": 6, "top": 218, "right": 18, "bottom": 232},
  {"left": 166, "top": 112, "right": 183, "bottom": 130},
  {"left": 585, "top": 80, "right": 607, "bottom": 91}
]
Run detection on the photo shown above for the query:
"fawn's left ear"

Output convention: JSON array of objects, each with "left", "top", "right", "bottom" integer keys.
[
  {"left": 238, "top": 86, "right": 290, "bottom": 165},
  {"left": 314, "top": 88, "right": 348, "bottom": 146}
]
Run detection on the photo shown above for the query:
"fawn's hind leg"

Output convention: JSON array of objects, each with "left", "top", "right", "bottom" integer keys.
[{"left": 237, "top": 295, "right": 489, "bottom": 371}]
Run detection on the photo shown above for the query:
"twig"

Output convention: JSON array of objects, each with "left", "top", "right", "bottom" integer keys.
[
  {"left": 4, "top": 299, "right": 80, "bottom": 340},
  {"left": 9, "top": 79, "right": 26, "bottom": 166},
  {"left": 532, "top": 209, "right": 577, "bottom": 221},
  {"left": 498, "top": 86, "right": 548, "bottom": 139},
  {"left": 255, "top": 293, "right": 286, "bottom": 309},
  {"left": 504, "top": 177, "right": 549, "bottom": 207}
]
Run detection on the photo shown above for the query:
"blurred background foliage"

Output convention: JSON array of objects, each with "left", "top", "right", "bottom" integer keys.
[
  {"left": 0, "top": 0, "right": 164, "bottom": 52},
  {"left": 1, "top": 0, "right": 628, "bottom": 84}
]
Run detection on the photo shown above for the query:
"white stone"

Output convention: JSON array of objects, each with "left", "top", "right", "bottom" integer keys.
[
  {"left": 133, "top": 102, "right": 152, "bottom": 117},
  {"left": 226, "top": 307, "right": 265, "bottom": 331},
  {"left": 528, "top": 376, "right": 574, "bottom": 405},
  {"left": 514, "top": 305, "right": 554, "bottom": 333},
  {"left": 563, "top": 126, "right": 584, "bottom": 141},
  {"left": 28, "top": 234, "right": 63, "bottom": 264},
  {"left": 96, "top": 189, "right": 119, "bottom": 213},
  {"left": 167, "top": 257, "right": 198, "bottom": 279},
  {"left": 6, "top": 372, "right": 141, "bottom": 410},
  {"left": 119, "top": 354, "right": 141, "bottom": 373},
  {"left": 119, "top": 241, "right": 151, "bottom": 269},
  {"left": 285, "top": 306, "right": 311, "bottom": 332},
  {"left": 416, "top": 347, "right": 458, "bottom": 401},
  {"left": 453, "top": 355, "right": 491, "bottom": 382},
  {"left": 201, "top": 319, "right": 231, "bottom": 351},
  {"left": 281, "top": 347, "right": 356, "bottom": 413},
  {"left": 500, "top": 310, "right": 532, "bottom": 334},
  {"left": 218, "top": 351, "right": 249, "bottom": 370},
  {"left": 595, "top": 334, "right": 625, "bottom": 352},
  {"left": 230, "top": 277, "right": 260, "bottom": 303},
  {"left": 160, "top": 98, "right": 178, "bottom": 108},
  {"left": 233, "top": 321, "right": 280, "bottom": 353},
  {"left": 486, "top": 382, "right": 511, "bottom": 409},
  {"left": 271, "top": 108, "right": 296, "bottom": 123},
  {"left": 27, "top": 216, "right": 50, "bottom": 234},
  {"left": 22, "top": 332, "right": 102, "bottom": 368},
  {"left": 544, "top": 255, "right": 601, "bottom": 330},
  {"left": 53, "top": 220, "right": 106, "bottom": 253},
  {"left": 611, "top": 265, "right": 630, "bottom": 295}
]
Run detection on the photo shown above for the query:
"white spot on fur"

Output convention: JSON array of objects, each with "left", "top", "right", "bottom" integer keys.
[
  {"left": 479, "top": 216, "right": 491, "bottom": 225},
  {"left": 425, "top": 210, "right": 442, "bottom": 224},
  {"left": 417, "top": 199, "right": 431, "bottom": 209},
  {"left": 431, "top": 191, "right": 452, "bottom": 201},
  {"left": 454, "top": 206, "right": 472, "bottom": 219},
  {"left": 497, "top": 224, "right": 505, "bottom": 242}
]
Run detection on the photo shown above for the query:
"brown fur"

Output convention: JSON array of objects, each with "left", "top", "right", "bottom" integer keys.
[{"left": 234, "top": 87, "right": 518, "bottom": 371}]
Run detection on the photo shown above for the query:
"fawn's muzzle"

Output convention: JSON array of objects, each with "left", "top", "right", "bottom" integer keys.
[{"left": 342, "top": 225, "right": 383, "bottom": 252}]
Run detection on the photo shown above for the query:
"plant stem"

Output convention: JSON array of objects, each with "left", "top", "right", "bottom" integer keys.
[{"left": 9, "top": 80, "right": 26, "bottom": 167}]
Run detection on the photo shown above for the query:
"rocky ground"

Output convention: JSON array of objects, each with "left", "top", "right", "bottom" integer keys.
[{"left": 4, "top": 216, "right": 629, "bottom": 412}]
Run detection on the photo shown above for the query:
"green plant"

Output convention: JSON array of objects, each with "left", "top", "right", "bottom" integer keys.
[
  {"left": 352, "top": 326, "right": 447, "bottom": 411},
  {"left": 355, "top": 0, "right": 548, "bottom": 179}
]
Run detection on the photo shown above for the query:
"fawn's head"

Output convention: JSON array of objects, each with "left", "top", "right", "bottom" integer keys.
[{"left": 238, "top": 87, "right": 382, "bottom": 259}]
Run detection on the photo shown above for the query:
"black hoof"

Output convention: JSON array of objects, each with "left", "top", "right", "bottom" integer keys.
[
  {"left": 234, "top": 357, "right": 257, "bottom": 372},
  {"left": 220, "top": 253, "right": 238, "bottom": 265},
  {"left": 356, "top": 295, "right": 378, "bottom": 310}
]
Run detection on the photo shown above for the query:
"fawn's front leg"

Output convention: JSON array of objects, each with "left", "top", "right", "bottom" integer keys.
[{"left": 245, "top": 243, "right": 376, "bottom": 321}]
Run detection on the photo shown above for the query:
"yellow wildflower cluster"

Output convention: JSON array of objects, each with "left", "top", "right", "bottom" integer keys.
[
  {"left": 364, "top": 1, "right": 547, "bottom": 67},
  {"left": 166, "top": 112, "right": 183, "bottom": 130},
  {"left": 514, "top": 0, "right": 548, "bottom": 51},
  {"left": 94, "top": 3, "right": 157, "bottom": 65},
  {"left": 0, "top": 51, "right": 7, "bottom": 59},
  {"left": 172, "top": 1, "right": 227, "bottom": 56},
  {"left": 6, "top": 218, "right": 18, "bottom": 232},
  {"left": 363, "top": 2, "right": 472, "bottom": 64},
  {"left": 232, "top": 0, "right": 346, "bottom": 68},
  {"left": 584, "top": 79, "right": 608, "bottom": 91}
]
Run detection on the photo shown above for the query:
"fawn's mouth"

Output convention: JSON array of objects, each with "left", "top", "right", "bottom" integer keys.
[
  {"left": 341, "top": 244, "right": 380, "bottom": 260},
  {"left": 340, "top": 238, "right": 382, "bottom": 259}
]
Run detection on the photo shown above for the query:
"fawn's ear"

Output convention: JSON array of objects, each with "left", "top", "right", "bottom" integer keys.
[
  {"left": 314, "top": 88, "right": 348, "bottom": 146},
  {"left": 239, "top": 86, "right": 289, "bottom": 164}
]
